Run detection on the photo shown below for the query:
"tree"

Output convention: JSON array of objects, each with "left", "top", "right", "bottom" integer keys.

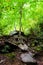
[{"left": 0, "top": 0, "right": 43, "bottom": 36}]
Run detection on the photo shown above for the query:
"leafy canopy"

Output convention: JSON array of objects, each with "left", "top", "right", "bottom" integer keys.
[{"left": 0, "top": 0, "right": 43, "bottom": 36}]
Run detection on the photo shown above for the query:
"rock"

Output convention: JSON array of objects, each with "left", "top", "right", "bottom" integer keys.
[
  {"left": 29, "top": 51, "right": 35, "bottom": 57},
  {"left": 18, "top": 44, "right": 28, "bottom": 51},
  {"left": 0, "top": 59, "right": 6, "bottom": 63},
  {"left": 20, "top": 53, "right": 36, "bottom": 63},
  {"left": 9, "top": 30, "right": 18, "bottom": 36}
]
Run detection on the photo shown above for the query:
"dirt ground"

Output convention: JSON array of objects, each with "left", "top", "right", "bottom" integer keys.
[
  {"left": 0, "top": 33, "right": 43, "bottom": 65},
  {"left": 0, "top": 48, "right": 43, "bottom": 65}
]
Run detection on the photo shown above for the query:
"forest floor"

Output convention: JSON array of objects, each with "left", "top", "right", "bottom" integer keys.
[
  {"left": 0, "top": 32, "right": 43, "bottom": 65},
  {"left": 0, "top": 48, "right": 43, "bottom": 65}
]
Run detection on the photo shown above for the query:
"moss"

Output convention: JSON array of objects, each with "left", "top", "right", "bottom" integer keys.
[{"left": 4, "top": 52, "right": 16, "bottom": 59}]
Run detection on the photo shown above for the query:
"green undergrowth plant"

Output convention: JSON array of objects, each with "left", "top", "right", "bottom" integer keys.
[
  {"left": 0, "top": 0, "right": 43, "bottom": 36},
  {"left": 1, "top": 45, "right": 11, "bottom": 53},
  {"left": 5, "top": 52, "right": 16, "bottom": 59},
  {"left": 0, "top": 0, "right": 43, "bottom": 52}
]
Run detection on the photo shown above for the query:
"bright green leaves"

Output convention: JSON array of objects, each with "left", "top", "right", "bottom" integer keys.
[
  {"left": 22, "top": 2, "right": 38, "bottom": 35},
  {"left": 0, "top": 0, "right": 43, "bottom": 35},
  {"left": 0, "top": 0, "right": 20, "bottom": 35}
]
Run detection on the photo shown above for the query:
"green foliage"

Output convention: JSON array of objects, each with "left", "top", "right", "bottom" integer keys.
[
  {"left": 5, "top": 52, "right": 15, "bottom": 59},
  {"left": 30, "top": 39, "right": 43, "bottom": 51},
  {"left": 1, "top": 45, "right": 10, "bottom": 53},
  {"left": 3, "top": 52, "right": 15, "bottom": 59},
  {"left": 0, "top": 0, "right": 43, "bottom": 36}
]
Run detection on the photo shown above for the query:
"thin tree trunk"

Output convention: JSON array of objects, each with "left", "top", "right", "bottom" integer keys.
[
  {"left": 18, "top": 4, "right": 23, "bottom": 44},
  {"left": 19, "top": 5, "right": 23, "bottom": 36}
]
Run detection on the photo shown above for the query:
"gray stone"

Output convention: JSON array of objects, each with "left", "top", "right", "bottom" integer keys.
[
  {"left": 20, "top": 53, "right": 36, "bottom": 63},
  {"left": 9, "top": 30, "right": 17, "bottom": 35},
  {"left": 18, "top": 44, "right": 28, "bottom": 51},
  {"left": 29, "top": 52, "right": 34, "bottom": 57}
]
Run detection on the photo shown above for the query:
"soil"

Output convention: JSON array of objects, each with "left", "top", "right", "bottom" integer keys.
[
  {"left": 0, "top": 32, "right": 43, "bottom": 65},
  {"left": 0, "top": 47, "right": 43, "bottom": 65},
  {"left": 0, "top": 48, "right": 26, "bottom": 65}
]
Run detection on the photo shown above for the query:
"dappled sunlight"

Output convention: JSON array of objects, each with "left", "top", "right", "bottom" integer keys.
[{"left": 0, "top": 0, "right": 43, "bottom": 36}]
